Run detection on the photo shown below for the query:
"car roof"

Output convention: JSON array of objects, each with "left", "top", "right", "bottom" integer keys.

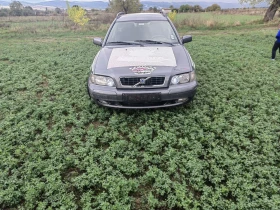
[{"left": 116, "top": 13, "right": 168, "bottom": 22}]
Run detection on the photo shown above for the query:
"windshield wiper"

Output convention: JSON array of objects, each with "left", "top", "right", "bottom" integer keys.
[
  {"left": 135, "top": 40, "right": 174, "bottom": 46},
  {"left": 106, "top": 41, "right": 143, "bottom": 46}
]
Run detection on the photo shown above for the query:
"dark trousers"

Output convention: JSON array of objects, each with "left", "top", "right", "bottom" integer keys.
[{"left": 272, "top": 41, "right": 280, "bottom": 59}]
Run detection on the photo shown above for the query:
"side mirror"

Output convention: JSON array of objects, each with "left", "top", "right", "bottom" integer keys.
[
  {"left": 93, "top": 37, "right": 103, "bottom": 46},
  {"left": 182, "top": 35, "right": 192, "bottom": 44}
]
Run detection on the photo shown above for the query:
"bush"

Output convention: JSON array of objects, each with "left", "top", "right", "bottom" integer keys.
[
  {"left": 168, "top": 11, "right": 177, "bottom": 22},
  {"left": 98, "top": 13, "right": 115, "bottom": 24},
  {"left": 0, "top": 23, "right": 11, "bottom": 28},
  {"left": 0, "top": 8, "right": 9, "bottom": 17},
  {"left": 66, "top": 2, "right": 89, "bottom": 26}
]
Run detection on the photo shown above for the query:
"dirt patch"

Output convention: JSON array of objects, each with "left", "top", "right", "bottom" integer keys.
[
  {"left": 47, "top": 116, "right": 53, "bottom": 130},
  {"left": 41, "top": 75, "right": 49, "bottom": 88},
  {"left": 91, "top": 121, "right": 103, "bottom": 129},
  {"left": 0, "top": 58, "right": 12, "bottom": 64},
  {"left": 36, "top": 91, "right": 43, "bottom": 100},
  {"left": 65, "top": 124, "right": 73, "bottom": 133}
]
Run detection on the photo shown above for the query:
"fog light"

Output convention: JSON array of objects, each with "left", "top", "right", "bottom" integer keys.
[
  {"left": 99, "top": 100, "right": 109, "bottom": 105},
  {"left": 107, "top": 78, "right": 115, "bottom": 87},
  {"left": 171, "top": 76, "right": 179, "bottom": 85},
  {"left": 177, "top": 98, "right": 188, "bottom": 103}
]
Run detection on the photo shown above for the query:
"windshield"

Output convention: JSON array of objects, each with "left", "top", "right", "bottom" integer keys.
[{"left": 106, "top": 21, "right": 179, "bottom": 44}]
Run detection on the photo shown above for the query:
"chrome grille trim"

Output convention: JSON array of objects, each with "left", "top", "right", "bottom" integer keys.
[{"left": 120, "top": 77, "right": 165, "bottom": 86}]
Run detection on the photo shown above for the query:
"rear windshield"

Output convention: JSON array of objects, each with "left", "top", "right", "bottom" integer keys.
[{"left": 106, "top": 21, "right": 179, "bottom": 44}]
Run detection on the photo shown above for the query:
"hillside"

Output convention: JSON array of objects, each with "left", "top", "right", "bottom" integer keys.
[{"left": 0, "top": 0, "right": 268, "bottom": 10}]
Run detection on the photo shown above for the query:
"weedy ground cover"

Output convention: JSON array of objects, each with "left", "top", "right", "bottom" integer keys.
[
  {"left": 175, "top": 12, "right": 263, "bottom": 29},
  {"left": 0, "top": 11, "right": 264, "bottom": 33},
  {"left": 177, "top": 12, "right": 262, "bottom": 23},
  {"left": 0, "top": 20, "right": 280, "bottom": 209}
]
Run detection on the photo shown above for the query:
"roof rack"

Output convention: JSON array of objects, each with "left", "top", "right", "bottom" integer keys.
[
  {"left": 116, "top": 12, "right": 126, "bottom": 19},
  {"left": 159, "top": 10, "right": 167, "bottom": 17}
]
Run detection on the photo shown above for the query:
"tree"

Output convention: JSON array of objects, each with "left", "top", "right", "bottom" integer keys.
[
  {"left": 10, "top": 1, "right": 23, "bottom": 16},
  {"left": 0, "top": 8, "right": 9, "bottom": 17},
  {"left": 24, "top": 6, "right": 33, "bottom": 10},
  {"left": 153, "top": 6, "right": 158, "bottom": 12},
  {"left": 212, "top": 4, "right": 221, "bottom": 11},
  {"left": 45, "top": 7, "right": 50, "bottom": 15},
  {"left": 205, "top": 6, "right": 212, "bottom": 11},
  {"left": 108, "top": 0, "right": 142, "bottom": 13},
  {"left": 55, "top": 7, "right": 62, "bottom": 14},
  {"left": 193, "top": 5, "right": 203, "bottom": 12},
  {"left": 239, "top": 0, "right": 280, "bottom": 22},
  {"left": 23, "top": 6, "right": 34, "bottom": 16},
  {"left": 66, "top": 2, "right": 89, "bottom": 26},
  {"left": 179, "top": 4, "right": 192, "bottom": 13},
  {"left": 206, "top": 4, "right": 221, "bottom": 12},
  {"left": 148, "top": 6, "right": 157, "bottom": 12}
]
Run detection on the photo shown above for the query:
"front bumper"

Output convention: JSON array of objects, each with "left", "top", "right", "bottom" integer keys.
[{"left": 88, "top": 80, "right": 197, "bottom": 109}]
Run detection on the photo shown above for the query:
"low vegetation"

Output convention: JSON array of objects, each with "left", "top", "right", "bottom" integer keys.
[
  {"left": 0, "top": 10, "right": 267, "bottom": 33},
  {"left": 0, "top": 11, "right": 280, "bottom": 209},
  {"left": 174, "top": 12, "right": 264, "bottom": 30},
  {"left": 66, "top": 3, "right": 89, "bottom": 26}
]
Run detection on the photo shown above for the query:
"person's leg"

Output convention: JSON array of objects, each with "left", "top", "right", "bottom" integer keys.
[
  {"left": 276, "top": 42, "right": 280, "bottom": 57},
  {"left": 272, "top": 42, "right": 278, "bottom": 59}
]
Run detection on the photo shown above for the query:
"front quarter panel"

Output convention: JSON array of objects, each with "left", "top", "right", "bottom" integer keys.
[{"left": 92, "top": 48, "right": 113, "bottom": 75}]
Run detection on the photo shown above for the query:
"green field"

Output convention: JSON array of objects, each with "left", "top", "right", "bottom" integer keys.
[
  {"left": 176, "top": 12, "right": 262, "bottom": 24},
  {"left": 1, "top": 14, "right": 280, "bottom": 209},
  {"left": 171, "top": 11, "right": 265, "bottom": 30}
]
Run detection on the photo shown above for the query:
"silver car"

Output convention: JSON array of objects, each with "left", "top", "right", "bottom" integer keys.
[{"left": 88, "top": 12, "right": 197, "bottom": 109}]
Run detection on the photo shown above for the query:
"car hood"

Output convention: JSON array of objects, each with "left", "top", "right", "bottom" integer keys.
[{"left": 93, "top": 45, "right": 193, "bottom": 77}]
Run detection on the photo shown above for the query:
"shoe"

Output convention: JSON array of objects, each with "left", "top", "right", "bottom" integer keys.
[{"left": 272, "top": 59, "right": 275, "bottom": 61}]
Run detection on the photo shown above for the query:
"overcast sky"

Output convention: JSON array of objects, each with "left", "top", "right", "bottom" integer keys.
[
  {"left": 4, "top": 0, "right": 240, "bottom": 2},
  {"left": 148, "top": 0, "right": 239, "bottom": 2}
]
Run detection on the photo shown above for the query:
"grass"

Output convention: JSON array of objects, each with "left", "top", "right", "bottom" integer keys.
[
  {"left": 177, "top": 12, "right": 263, "bottom": 23},
  {"left": 175, "top": 12, "right": 264, "bottom": 30},
  {"left": 0, "top": 14, "right": 280, "bottom": 209}
]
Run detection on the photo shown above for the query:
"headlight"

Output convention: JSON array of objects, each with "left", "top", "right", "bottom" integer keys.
[
  {"left": 90, "top": 75, "right": 115, "bottom": 87},
  {"left": 171, "top": 72, "right": 196, "bottom": 85},
  {"left": 190, "top": 71, "right": 196, "bottom": 81}
]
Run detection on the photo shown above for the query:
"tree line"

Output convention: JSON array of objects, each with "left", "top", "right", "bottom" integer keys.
[
  {"left": 0, "top": 1, "right": 63, "bottom": 17},
  {"left": 108, "top": 1, "right": 221, "bottom": 13},
  {"left": 0, "top": 0, "right": 279, "bottom": 22},
  {"left": 108, "top": 0, "right": 280, "bottom": 22},
  {"left": 178, "top": 4, "right": 221, "bottom": 12}
]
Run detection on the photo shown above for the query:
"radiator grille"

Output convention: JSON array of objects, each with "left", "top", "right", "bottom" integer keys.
[{"left": 120, "top": 77, "right": 165, "bottom": 86}]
